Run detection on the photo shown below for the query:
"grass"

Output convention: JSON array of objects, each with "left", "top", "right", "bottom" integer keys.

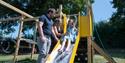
[
  {"left": 17, "top": 58, "right": 36, "bottom": 63},
  {"left": 0, "top": 49, "right": 125, "bottom": 63},
  {"left": 94, "top": 49, "right": 125, "bottom": 63},
  {"left": 0, "top": 54, "right": 38, "bottom": 63},
  {"left": 94, "top": 55, "right": 125, "bottom": 63}
]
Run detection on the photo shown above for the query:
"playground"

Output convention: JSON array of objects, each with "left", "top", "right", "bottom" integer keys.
[{"left": 0, "top": 0, "right": 125, "bottom": 63}]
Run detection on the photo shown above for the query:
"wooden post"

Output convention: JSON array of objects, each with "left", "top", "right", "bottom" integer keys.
[
  {"left": 13, "top": 16, "right": 24, "bottom": 62},
  {"left": 59, "top": 5, "right": 62, "bottom": 14},
  {"left": 59, "top": 4, "right": 62, "bottom": 23},
  {"left": 31, "top": 44, "right": 35, "bottom": 59},
  {"left": 87, "top": 36, "right": 93, "bottom": 63},
  {"left": 91, "top": 43, "right": 94, "bottom": 63},
  {"left": 31, "top": 21, "right": 37, "bottom": 59},
  {"left": 0, "top": 0, "right": 40, "bottom": 61}
]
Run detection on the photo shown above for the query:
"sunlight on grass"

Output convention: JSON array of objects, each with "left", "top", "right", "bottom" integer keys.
[
  {"left": 0, "top": 54, "right": 38, "bottom": 62},
  {"left": 94, "top": 55, "right": 107, "bottom": 63},
  {"left": 94, "top": 55, "right": 125, "bottom": 63},
  {"left": 0, "top": 54, "right": 125, "bottom": 63}
]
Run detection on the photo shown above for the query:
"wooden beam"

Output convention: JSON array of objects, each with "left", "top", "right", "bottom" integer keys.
[
  {"left": 87, "top": 36, "right": 93, "bottom": 63},
  {"left": 92, "top": 42, "right": 116, "bottom": 63},
  {"left": 31, "top": 23, "right": 37, "bottom": 59},
  {"left": 0, "top": 0, "right": 39, "bottom": 22},
  {"left": 91, "top": 44, "right": 94, "bottom": 63},
  {"left": 0, "top": 0, "right": 34, "bottom": 18},
  {"left": 0, "top": 0, "right": 39, "bottom": 62},
  {"left": 13, "top": 17, "right": 24, "bottom": 62},
  {"left": 0, "top": 16, "right": 21, "bottom": 22},
  {"left": 67, "top": 14, "right": 79, "bottom": 17},
  {"left": 58, "top": 4, "right": 62, "bottom": 25},
  {"left": 22, "top": 17, "right": 39, "bottom": 22},
  {"left": 0, "top": 16, "right": 39, "bottom": 22},
  {"left": 31, "top": 44, "right": 35, "bottom": 59},
  {"left": 20, "top": 38, "right": 37, "bottom": 44}
]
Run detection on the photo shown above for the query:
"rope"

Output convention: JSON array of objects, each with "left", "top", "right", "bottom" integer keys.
[
  {"left": 91, "top": 9, "right": 116, "bottom": 61},
  {"left": 94, "top": 26, "right": 107, "bottom": 52},
  {"left": 91, "top": 6, "right": 110, "bottom": 54}
]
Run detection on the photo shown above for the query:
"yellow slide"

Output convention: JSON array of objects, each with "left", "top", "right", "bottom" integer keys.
[
  {"left": 45, "top": 32, "right": 80, "bottom": 63},
  {"left": 45, "top": 14, "right": 80, "bottom": 63}
]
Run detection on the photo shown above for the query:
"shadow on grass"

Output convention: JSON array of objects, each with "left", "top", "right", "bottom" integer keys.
[
  {"left": 107, "top": 49, "right": 125, "bottom": 59},
  {"left": 0, "top": 59, "right": 37, "bottom": 63},
  {"left": 16, "top": 58, "right": 37, "bottom": 63}
]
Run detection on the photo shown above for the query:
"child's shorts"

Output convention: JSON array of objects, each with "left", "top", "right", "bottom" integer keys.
[{"left": 60, "top": 35, "right": 71, "bottom": 42}]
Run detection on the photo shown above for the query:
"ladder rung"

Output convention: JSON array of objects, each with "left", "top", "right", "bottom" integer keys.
[{"left": 20, "top": 38, "right": 37, "bottom": 44}]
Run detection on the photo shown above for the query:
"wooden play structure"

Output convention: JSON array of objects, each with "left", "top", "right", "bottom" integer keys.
[
  {"left": 0, "top": 0, "right": 38, "bottom": 62},
  {"left": 0, "top": 0, "right": 117, "bottom": 63}
]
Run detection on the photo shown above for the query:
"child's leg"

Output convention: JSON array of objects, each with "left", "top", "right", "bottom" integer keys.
[
  {"left": 59, "top": 38, "right": 67, "bottom": 51},
  {"left": 65, "top": 39, "right": 71, "bottom": 51}
]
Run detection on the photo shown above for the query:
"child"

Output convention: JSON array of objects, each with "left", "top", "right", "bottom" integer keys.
[
  {"left": 53, "top": 17, "right": 63, "bottom": 38},
  {"left": 58, "top": 19, "right": 77, "bottom": 52}
]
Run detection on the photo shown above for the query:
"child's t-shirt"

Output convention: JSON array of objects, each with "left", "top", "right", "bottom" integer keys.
[{"left": 66, "top": 26, "right": 77, "bottom": 42}]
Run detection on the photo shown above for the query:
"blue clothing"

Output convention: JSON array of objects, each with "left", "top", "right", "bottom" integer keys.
[
  {"left": 37, "top": 35, "right": 51, "bottom": 63},
  {"left": 62, "top": 26, "right": 77, "bottom": 42},
  {"left": 39, "top": 14, "right": 53, "bottom": 36},
  {"left": 69, "top": 27, "right": 77, "bottom": 42},
  {"left": 37, "top": 14, "right": 54, "bottom": 63}
]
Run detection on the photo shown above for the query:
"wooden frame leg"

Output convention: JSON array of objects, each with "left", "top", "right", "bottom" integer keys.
[
  {"left": 31, "top": 44, "right": 35, "bottom": 59},
  {"left": 13, "top": 20, "right": 23, "bottom": 62},
  {"left": 31, "top": 22, "right": 37, "bottom": 59},
  {"left": 87, "top": 36, "right": 93, "bottom": 63}
]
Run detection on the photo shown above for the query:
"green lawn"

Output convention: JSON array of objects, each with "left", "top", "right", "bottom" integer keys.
[
  {"left": 0, "top": 54, "right": 38, "bottom": 63},
  {"left": 94, "top": 55, "right": 125, "bottom": 63},
  {"left": 94, "top": 49, "right": 125, "bottom": 63},
  {"left": 0, "top": 49, "right": 125, "bottom": 63}
]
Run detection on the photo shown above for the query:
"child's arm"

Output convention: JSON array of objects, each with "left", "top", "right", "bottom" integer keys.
[{"left": 53, "top": 26, "right": 62, "bottom": 37}]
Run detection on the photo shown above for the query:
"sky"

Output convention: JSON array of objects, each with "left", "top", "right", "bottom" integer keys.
[{"left": 92, "top": 0, "right": 116, "bottom": 22}]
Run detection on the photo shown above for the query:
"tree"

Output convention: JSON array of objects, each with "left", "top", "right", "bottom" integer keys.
[
  {"left": 110, "top": 0, "right": 125, "bottom": 48},
  {"left": 94, "top": 0, "right": 125, "bottom": 49},
  {"left": 0, "top": 0, "right": 87, "bottom": 35},
  {"left": 94, "top": 21, "right": 115, "bottom": 48},
  {"left": 110, "top": 0, "right": 125, "bottom": 27}
]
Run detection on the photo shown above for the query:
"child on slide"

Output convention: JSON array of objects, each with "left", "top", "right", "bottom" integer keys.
[{"left": 58, "top": 19, "right": 77, "bottom": 52}]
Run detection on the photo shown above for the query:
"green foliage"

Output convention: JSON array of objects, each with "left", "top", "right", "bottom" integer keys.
[
  {"left": 110, "top": 0, "right": 125, "bottom": 48},
  {"left": 0, "top": 21, "right": 18, "bottom": 35},
  {"left": 110, "top": 0, "right": 125, "bottom": 24},
  {"left": 94, "top": 21, "right": 114, "bottom": 48},
  {"left": 0, "top": 0, "right": 91, "bottom": 36},
  {"left": 94, "top": 0, "right": 125, "bottom": 49},
  {"left": 94, "top": 21, "right": 125, "bottom": 48},
  {"left": 17, "top": 58, "right": 36, "bottom": 63}
]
